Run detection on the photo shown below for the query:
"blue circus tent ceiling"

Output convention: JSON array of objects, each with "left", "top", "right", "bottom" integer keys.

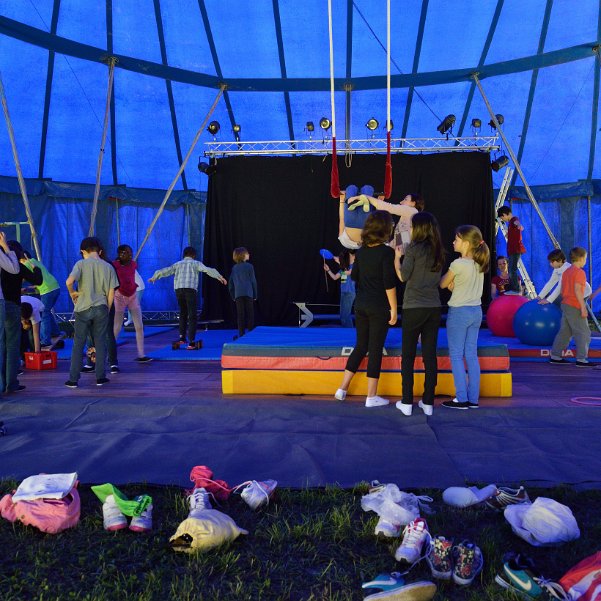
[{"left": 0, "top": 0, "right": 600, "bottom": 193}]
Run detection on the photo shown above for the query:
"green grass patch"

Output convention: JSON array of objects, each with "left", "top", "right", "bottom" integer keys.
[{"left": 1, "top": 481, "right": 599, "bottom": 600}]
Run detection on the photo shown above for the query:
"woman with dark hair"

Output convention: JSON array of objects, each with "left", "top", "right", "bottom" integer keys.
[
  {"left": 334, "top": 210, "right": 397, "bottom": 408},
  {"left": 394, "top": 212, "right": 444, "bottom": 416}
]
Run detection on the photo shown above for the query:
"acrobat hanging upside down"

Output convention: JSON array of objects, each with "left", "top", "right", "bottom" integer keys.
[{"left": 337, "top": 184, "right": 377, "bottom": 250}]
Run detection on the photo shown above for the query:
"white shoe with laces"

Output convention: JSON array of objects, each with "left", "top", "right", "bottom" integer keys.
[
  {"left": 129, "top": 497, "right": 153, "bottom": 532},
  {"left": 188, "top": 487, "right": 212, "bottom": 517},
  {"left": 366, "top": 395, "right": 389, "bottom": 408},
  {"left": 102, "top": 494, "right": 128, "bottom": 531},
  {"left": 394, "top": 517, "right": 430, "bottom": 565},
  {"left": 334, "top": 388, "right": 347, "bottom": 401},
  {"left": 240, "top": 479, "right": 277, "bottom": 510}
]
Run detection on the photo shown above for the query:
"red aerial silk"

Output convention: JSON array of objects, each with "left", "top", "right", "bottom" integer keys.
[
  {"left": 330, "top": 137, "right": 340, "bottom": 198},
  {"left": 384, "top": 130, "right": 392, "bottom": 199}
]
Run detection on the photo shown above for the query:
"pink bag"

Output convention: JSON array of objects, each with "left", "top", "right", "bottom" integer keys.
[{"left": 0, "top": 485, "right": 80, "bottom": 534}]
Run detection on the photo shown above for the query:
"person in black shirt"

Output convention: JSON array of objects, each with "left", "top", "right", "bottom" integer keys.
[{"left": 335, "top": 210, "right": 397, "bottom": 408}]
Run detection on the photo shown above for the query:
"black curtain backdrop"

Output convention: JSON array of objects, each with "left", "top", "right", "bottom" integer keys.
[{"left": 203, "top": 152, "right": 493, "bottom": 326}]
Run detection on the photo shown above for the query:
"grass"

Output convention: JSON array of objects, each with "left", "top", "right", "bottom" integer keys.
[{"left": 1, "top": 481, "right": 600, "bottom": 600}]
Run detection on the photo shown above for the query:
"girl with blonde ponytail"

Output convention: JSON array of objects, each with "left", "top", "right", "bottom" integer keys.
[{"left": 440, "top": 225, "right": 490, "bottom": 409}]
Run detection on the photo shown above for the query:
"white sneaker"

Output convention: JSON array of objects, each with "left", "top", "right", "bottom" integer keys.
[
  {"left": 394, "top": 517, "right": 430, "bottom": 564},
  {"left": 129, "top": 499, "right": 153, "bottom": 532},
  {"left": 334, "top": 388, "right": 347, "bottom": 401},
  {"left": 240, "top": 479, "right": 277, "bottom": 510},
  {"left": 395, "top": 401, "right": 413, "bottom": 416},
  {"left": 365, "top": 395, "right": 389, "bottom": 408},
  {"left": 102, "top": 494, "right": 128, "bottom": 531},
  {"left": 374, "top": 517, "right": 401, "bottom": 538},
  {"left": 418, "top": 401, "right": 433, "bottom": 416},
  {"left": 188, "top": 487, "right": 212, "bottom": 517}
]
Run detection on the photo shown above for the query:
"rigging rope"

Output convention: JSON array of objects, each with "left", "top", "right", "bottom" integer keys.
[
  {"left": 328, "top": 0, "right": 340, "bottom": 198},
  {"left": 134, "top": 85, "right": 225, "bottom": 261},
  {"left": 384, "top": 0, "right": 392, "bottom": 198}
]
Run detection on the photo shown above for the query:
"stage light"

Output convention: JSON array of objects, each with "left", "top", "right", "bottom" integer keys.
[
  {"left": 233, "top": 124, "right": 241, "bottom": 134},
  {"left": 306, "top": 121, "right": 315, "bottom": 132},
  {"left": 437, "top": 114, "right": 456, "bottom": 135},
  {"left": 198, "top": 161, "right": 217, "bottom": 176},
  {"left": 366, "top": 118, "right": 379, "bottom": 131},
  {"left": 471, "top": 118, "right": 482, "bottom": 129},
  {"left": 207, "top": 121, "right": 220, "bottom": 136},
  {"left": 488, "top": 114, "right": 504, "bottom": 129},
  {"left": 319, "top": 117, "right": 331, "bottom": 131},
  {"left": 491, "top": 155, "right": 509, "bottom": 172}
]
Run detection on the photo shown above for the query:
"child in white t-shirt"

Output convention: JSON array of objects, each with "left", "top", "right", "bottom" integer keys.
[
  {"left": 537, "top": 249, "right": 570, "bottom": 305},
  {"left": 20, "top": 295, "right": 45, "bottom": 353}
]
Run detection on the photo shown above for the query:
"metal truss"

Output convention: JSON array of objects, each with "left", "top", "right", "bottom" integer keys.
[{"left": 203, "top": 136, "right": 499, "bottom": 158}]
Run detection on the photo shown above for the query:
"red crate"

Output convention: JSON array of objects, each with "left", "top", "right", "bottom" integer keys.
[{"left": 25, "top": 351, "right": 58, "bottom": 370}]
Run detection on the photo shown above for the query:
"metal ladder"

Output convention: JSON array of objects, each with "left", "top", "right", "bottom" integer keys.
[{"left": 494, "top": 167, "right": 537, "bottom": 299}]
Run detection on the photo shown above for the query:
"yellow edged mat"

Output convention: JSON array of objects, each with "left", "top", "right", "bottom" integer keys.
[{"left": 222, "top": 370, "right": 512, "bottom": 397}]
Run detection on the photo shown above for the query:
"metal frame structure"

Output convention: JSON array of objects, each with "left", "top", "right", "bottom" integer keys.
[{"left": 203, "top": 136, "right": 499, "bottom": 158}]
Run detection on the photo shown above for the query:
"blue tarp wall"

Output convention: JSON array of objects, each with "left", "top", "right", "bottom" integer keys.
[
  {"left": 0, "top": 176, "right": 205, "bottom": 312},
  {"left": 495, "top": 180, "right": 601, "bottom": 313}
]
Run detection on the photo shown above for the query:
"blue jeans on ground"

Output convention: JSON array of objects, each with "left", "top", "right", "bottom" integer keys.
[
  {"left": 340, "top": 292, "right": 355, "bottom": 328},
  {"left": 3, "top": 301, "right": 22, "bottom": 392},
  {"left": 69, "top": 305, "right": 109, "bottom": 382},
  {"left": 446, "top": 305, "right": 482, "bottom": 403},
  {"left": 40, "top": 288, "right": 61, "bottom": 345}
]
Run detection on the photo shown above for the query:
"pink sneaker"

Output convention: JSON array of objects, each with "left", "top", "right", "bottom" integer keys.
[{"left": 394, "top": 518, "right": 430, "bottom": 565}]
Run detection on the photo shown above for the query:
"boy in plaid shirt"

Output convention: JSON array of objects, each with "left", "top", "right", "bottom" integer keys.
[{"left": 149, "top": 247, "right": 226, "bottom": 349}]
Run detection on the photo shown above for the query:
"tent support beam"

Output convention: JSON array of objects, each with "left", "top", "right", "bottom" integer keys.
[
  {"left": 89, "top": 56, "right": 118, "bottom": 236},
  {"left": 134, "top": 85, "right": 225, "bottom": 261},
  {"left": 0, "top": 72, "right": 43, "bottom": 260},
  {"left": 472, "top": 72, "right": 560, "bottom": 250}
]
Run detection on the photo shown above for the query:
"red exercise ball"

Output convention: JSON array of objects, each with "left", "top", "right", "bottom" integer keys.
[{"left": 486, "top": 294, "right": 529, "bottom": 337}]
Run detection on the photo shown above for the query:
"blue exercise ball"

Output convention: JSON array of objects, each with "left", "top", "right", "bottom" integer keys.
[{"left": 513, "top": 300, "right": 562, "bottom": 346}]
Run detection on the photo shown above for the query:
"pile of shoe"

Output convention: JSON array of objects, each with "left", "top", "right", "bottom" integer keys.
[
  {"left": 442, "top": 483, "right": 530, "bottom": 509},
  {"left": 362, "top": 572, "right": 436, "bottom": 601},
  {"left": 235, "top": 479, "right": 277, "bottom": 510},
  {"left": 426, "top": 535, "right": 484, "bottom": 586},
  {"left": 92, "top": 483, "right": 153, "bottom": 533}
]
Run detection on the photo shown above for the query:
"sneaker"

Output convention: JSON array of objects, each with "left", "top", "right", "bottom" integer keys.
[
  {"left": 441, "top": 398, "right": 469, "bottom": 410},
  {"left": 396, "top": 401, "right": 413, "bottom": 416},
  {"left": 96, "top": 378, "right": 110, "bottom": 386},
  {"left": 394, "top": 518, "right": 430, "bottom": 565},
  {"left": 426, "top": 536, "right": 453, "bottom": 580},
  {"left": 110, "top": 365, "right": 120, "bottom": 374},
  {"left": 366, "top": 395, "right": 389, "bottom": 408},
  {"left": 65, "top": 380, "right": 78, "bottom": 388},
  {"left": 102, "top": 494, "right": 128, "bottom": 531},
  {"left": 240, "top": 479, "right": 277, "bottom": 510},
  {"left": 17, "top": 370, "right": 24, "bottom": 376},
  {"left": 549, "top": 357, "right": 570, "bottom": 365},
  {"left": 418, "top": 401, "right": 433, "bottom": 416},
  {"left": 485, "top": 486, "right": 530, "bottom": 511},
  {"left": 129, "top": 500, "right": 153, "bottom": 532},
  {"left": 334, "top": 388, "right": 347, "bottom": 401},
  {"left": 135, "top": 356, "right": 153, "bottom": 363},
  {"left": 81, "top": 365, "right": 95, "bottom": 373},
  {"left": 374, "top": 517, "right": 401, "bottom": 538},
  {"left": 9, "top": 385, "right": 26, "bottom": 392},
  {"left": 576, "top": 360, "right": 597, "bottom": 367},
  {"left": 362, "top": 573, "right": 436, "bottom": 601},
  {"left": 188, "top": 487, "right": 212, "bottom": 517},
  {"left": 467, "top": 402, "right": 479, "bottom": 409},
  {"left": 452, "top": 541, "right": 483, "bottom": 586},
  {"left": 495, "top": 552, "right": 566, "bottom": 600},
  {"left": 186, "top": 344, "right": 197, "bottom": 350}
]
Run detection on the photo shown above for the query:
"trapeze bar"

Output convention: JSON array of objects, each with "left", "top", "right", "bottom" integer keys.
[{"left": 203, "top": 136, "right": 499, "bottom": 158}]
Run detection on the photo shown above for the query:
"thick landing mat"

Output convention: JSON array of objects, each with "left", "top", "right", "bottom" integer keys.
[
  {"left": 222, "top": 370, "right": 512, "bottom": 397},
  {"left": 147, "top": 330, "right": 238, "bottom": 361},
  {"left": 1, "top": 396, "right": 599, "bottom": 488}
]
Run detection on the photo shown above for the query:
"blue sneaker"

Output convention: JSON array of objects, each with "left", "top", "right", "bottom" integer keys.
[
  {"left": 360, "top": 184, "right": 375, "bottom": 197},
  {"left": 362, "top": 573, "right": 436, "bottom": 600},
  {"left": 495, "top": 553, "right": 566, "bottom": 600}
]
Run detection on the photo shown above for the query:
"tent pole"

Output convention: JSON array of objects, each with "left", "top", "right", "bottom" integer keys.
[
  {"left": 472, "top": 73, "right": 560, "bottom": 249},
  {"left": 0, "top": 72, "right": 43, "bottom": 261},
  {"left": 89, "top": 56, "right": 118, "bottom": 236},
  {"left": 134, "top": 85, "right": 225, "bottom": 261}
]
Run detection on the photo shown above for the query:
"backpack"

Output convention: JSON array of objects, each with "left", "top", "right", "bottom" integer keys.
[{"left": 559, "top": 552, "right": 601, "bottom": 601}]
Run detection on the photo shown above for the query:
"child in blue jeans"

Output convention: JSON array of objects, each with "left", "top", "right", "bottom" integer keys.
[{"left": 440, "top": 225, "right": 490, "bottom": 409}]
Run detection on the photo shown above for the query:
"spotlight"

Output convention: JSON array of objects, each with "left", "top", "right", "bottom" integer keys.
[
  {"left": 437, "top": 114, "right": 456, "bottom": 135},
  {"left": 207, "top": 121, "right": 220, "bottom": 136},
  {"left": 233, "top": 124, "right": 241, "bottom": 134},
  {"left": 488, "top": 114, "right": 504, "bottom": 129},
  {"left": 319, "top": 117, "right": 331, "bottom": 131},
  {"left": 471, "top": 118, "right": 482, "bottom": 129},
  {"left": 491, "top": 155, "right": 509, "bottom": 172},
  {"left": 198, "top": 161, "right": 217, "bottom": 176},
  {"left": 366, "top": 118, "right": 379, "bottom": 131},
  {"left": 306, "top": 121, "right": 315, "bottom": 132}
]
